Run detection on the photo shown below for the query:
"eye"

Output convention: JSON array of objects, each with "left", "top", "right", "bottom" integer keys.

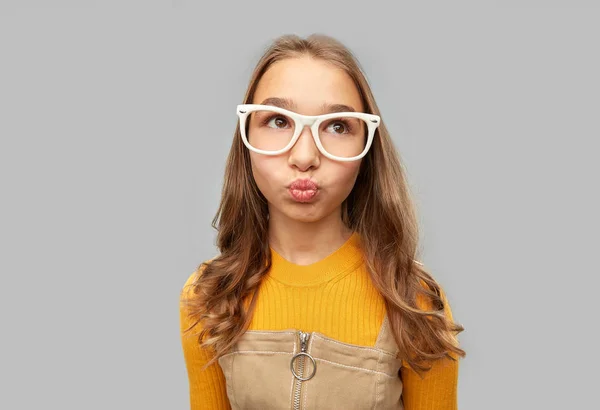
[
  {"left": 266, "top": 115, "right": 290, "bottom": 129},
  {"left": 326, "top": 120, "right": 351, "bottom": 134}
]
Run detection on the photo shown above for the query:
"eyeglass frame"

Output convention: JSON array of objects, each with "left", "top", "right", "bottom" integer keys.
[{"left": 236, "top": 104, "right": 381, "bottom": 162}]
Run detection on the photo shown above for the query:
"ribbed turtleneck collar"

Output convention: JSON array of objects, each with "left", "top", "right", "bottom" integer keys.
[{"left": 267, "top": 231, "right": 364, "bottom": 287}]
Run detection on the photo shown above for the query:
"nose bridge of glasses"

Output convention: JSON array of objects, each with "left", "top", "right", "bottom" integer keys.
[
  {"left": 295, "top": 115, "right": 321, "bottom": 139},
  {"left": 297, "top": 114, "right": 319, "bottom": 127},
  {"left": 291, "top": 118, "right": 320, "bottom": 155}
]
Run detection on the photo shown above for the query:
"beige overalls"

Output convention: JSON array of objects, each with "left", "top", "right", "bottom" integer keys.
[{"left": 217, "top": 312, "right": 404, "bottom": 409}]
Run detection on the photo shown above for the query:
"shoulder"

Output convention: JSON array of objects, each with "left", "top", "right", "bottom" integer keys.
[
  {"left": 183, "top": 257, "right": 218, "bottom": 285},
  {"left": 183, "top": 270, "right": 199, "bottom": 291},
  {"left": 179, "top": 257, "right": 217, "bottom": 331},
  {"left": 181, "top": 268, "right": 201, "bottom": 298},
  {"left": 180, "top": 256, "right": 218, "bottom": 302},
  {"left": 415, "top": 277, "right": 454, "bottom": 321}
]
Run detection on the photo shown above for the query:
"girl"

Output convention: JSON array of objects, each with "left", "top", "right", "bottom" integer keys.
[{"left": 180, "top": 33, "right": 466, "bottom": 410}]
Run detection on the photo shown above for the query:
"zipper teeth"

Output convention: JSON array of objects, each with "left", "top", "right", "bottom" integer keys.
[
  {"left": 292, "top": 357, "right": 304, "bottom": 409},
  {"left": 293, "top": 331, "right": 308, "bottom": 410}
]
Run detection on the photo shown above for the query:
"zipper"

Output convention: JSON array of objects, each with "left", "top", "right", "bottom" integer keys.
[{"left": 290, "top": 330, "right": 316, "bottom": 410}]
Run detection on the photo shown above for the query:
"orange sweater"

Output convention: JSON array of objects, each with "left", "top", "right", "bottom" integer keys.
[{"left": 180, "top": 232, "right": 460, "bottom": 409}]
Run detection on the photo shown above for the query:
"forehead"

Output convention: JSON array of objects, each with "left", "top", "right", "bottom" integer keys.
[{"left": 252, "top": 56, "right": 364, "bottom": 114}]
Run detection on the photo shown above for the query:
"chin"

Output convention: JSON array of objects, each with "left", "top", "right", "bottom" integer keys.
[{"left": 280, "top": 204, "right": 322, "bottom": 223}]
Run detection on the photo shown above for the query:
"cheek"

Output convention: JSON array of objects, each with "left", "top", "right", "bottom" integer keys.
[
  {"left": 249, "top": 155, "right": 283, "bottom": 196},
  {"left": 330, "top": 163, "right": 362, "bottom": 197}
]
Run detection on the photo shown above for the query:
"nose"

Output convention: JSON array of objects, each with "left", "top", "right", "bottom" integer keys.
[{"left": 288, "top": 124, "right": 320, "bottom": 169}]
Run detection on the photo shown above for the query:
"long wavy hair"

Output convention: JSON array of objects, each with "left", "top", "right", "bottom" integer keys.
[{"left": 181, "top": 33, "right": 466, "bottom": 378}]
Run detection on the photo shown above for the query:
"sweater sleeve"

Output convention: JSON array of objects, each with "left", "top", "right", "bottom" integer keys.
[
  {"left": 400, "top": 286, "right": 460, "bottom": 410},
  {"left": 180, "top": 268, "right": 231, "bottom": 410}
]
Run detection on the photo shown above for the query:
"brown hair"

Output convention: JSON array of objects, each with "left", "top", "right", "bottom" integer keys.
[{"left": 180, "top": 33, "right": 466, "bottom": 378}]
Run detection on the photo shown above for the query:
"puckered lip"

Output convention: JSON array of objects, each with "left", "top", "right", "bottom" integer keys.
[{"left": 288, "top": 178, "right": 319, "bottom": 190}]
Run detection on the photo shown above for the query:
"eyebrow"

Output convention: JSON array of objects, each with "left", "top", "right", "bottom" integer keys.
[{"left": 259, "top": 97, "right": 357, "bottom": 113}]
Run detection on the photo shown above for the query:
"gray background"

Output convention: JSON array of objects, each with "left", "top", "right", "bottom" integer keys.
[{"left": 1, "top": 1, "right": 598, "bottom": 409}]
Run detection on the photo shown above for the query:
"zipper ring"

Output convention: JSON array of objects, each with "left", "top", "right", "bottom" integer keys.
[{"left": 290, "top": 352, "right": 317, "bottom": 381}]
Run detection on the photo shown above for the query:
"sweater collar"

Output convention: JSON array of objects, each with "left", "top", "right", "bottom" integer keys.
[{"left": 267, "top": 231, "right": 364, "bottom": 286}]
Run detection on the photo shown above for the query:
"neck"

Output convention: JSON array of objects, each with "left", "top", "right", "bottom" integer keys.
[{"left": 267, "top": 208, "right": 353, "bottom": 266}]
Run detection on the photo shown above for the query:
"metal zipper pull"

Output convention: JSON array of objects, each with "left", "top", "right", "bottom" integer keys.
[
  {"left": 291, "top": 331, "right": 317, "bottom": 410},
  {"left": 290, "top": 331, "right": 317, "bottom": 381}
]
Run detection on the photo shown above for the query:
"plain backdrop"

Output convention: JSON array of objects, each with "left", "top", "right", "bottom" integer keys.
[{"left": 1, "top": 1, "right": 598, "bottom": 409}]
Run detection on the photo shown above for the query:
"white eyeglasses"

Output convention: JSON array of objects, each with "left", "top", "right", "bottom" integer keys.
[{"left": 237, "top": 104, "right": 381, "bottom": 162}]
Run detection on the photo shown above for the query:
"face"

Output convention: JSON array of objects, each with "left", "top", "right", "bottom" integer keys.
[{"left": 248, "top": 56, "right": 365, "bottom": 225}]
